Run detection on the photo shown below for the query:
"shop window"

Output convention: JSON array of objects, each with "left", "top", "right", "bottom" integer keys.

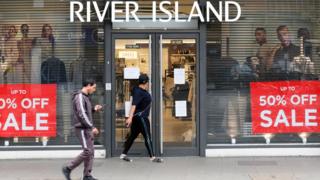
[
  {"left": 207, "top": 0, "right": 320, "bottom": 145},
  {"left": 0, "top": 0, "right": 105, "bottom": 147}
]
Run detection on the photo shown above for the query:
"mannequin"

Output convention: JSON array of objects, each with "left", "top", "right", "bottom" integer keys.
[
  {"left": 31, "top": 24, "right": 55, "bottom": 84},
  {"left": 17, "top": 24, "right": 33, "bottom": 83},
  {"left": 38, "top": 24, "right": 55, "bottom": 145},
  {"left": 38, "top": 24, "right": 55, "bottom": 61},
  {"left": 4, "top": 25, "right": 19, "bottom": 83}
]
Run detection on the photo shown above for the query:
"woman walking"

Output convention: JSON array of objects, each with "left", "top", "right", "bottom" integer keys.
[{"left": 120, "top": 74, "right": 163, "bottom": 163}]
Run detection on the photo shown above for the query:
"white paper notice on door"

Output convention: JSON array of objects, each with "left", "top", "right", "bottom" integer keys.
[
  {"left": 125, "top": 101, "right": 132, "bottom": 118},
  {"left": 124, "top": 67, "right": 140, "bottom": 79},
  {"left": 119, "top": 51, "right": 138, "bottom": 59},
  {"left": 175, "top": 101, "right": 187, "bottom": 117},
  {"left": 174, "top": 68, "right": 185, "bottom": 84}
]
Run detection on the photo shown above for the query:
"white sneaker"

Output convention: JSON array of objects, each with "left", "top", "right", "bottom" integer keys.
[
  {"left": 150, "top": 157, "right": 164, "bottom": 163},
  {"left": 120, "top": 154, "right": 133, "bottom": 162}
]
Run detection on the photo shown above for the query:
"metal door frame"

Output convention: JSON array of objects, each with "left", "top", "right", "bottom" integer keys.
[
  {"left": 110, "top": 34, "right": 157, "bottom": 156},
  {"left": 154, "top": 33, "right": 200, "bottom": 156},
  {"left": 108, "top": 33, "right": 200, "bottom": 157}
]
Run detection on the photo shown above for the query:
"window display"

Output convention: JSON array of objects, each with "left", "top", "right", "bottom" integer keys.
[
  {"left": 207, "top": 0, "right": 320, "bottom": 145},
  {"left": 0, "top": 0, "right": 105, "bottom": 147}
]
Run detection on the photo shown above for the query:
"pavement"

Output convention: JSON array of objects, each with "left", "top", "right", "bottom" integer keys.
[{"left": 1, "top": 157, "right": 320, "bottom": 180}]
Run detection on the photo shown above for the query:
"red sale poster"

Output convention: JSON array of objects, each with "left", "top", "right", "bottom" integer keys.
[
  {"left": 251, "top": 81, "right": 320, "bottom": 134},
  {"left": 0, "top": 84, "right": 56, "bottom": 137}
]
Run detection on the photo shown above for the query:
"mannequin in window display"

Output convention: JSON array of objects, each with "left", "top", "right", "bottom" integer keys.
[
  {"left": 2, "top": 25, "right": 20, "bottom": 144},
  {"left": 253, "top": 27, "right": 275, "bottom": 74},
  {"left": 3, "top": 25, "right": 19, "bottom": 83},
  {"left": 39, "top": 24, "right": 67, "bottom": 145},
  {"left": 38, "top": 24, "right": 56, "bottom": 145},
  {"left": 40, "top": 23, "right": 66, "bottom": 84},
  {"left": 271, "top": 25, "right": 300, "bottom": 80},
  {"left": 39, "top": 24, "right": 55, "bottom": 61},
  {"left": 17, "top": 24, "right": 33, "bottom": 83}
]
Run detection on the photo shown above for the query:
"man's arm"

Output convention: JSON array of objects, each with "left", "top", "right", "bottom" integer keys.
[{"left": 74, "top": 93, "right": 93, "bottom": 128}]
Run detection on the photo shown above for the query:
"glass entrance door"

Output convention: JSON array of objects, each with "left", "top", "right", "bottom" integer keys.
[
  {"left": 159, "top": 35, "right": 198, "bottom": 155},
  {"left": 113, "top": 35, "right": 153, "bottom": 156},
  {"left": 112, "top": 34, "right": 198, "bottom": 156}
]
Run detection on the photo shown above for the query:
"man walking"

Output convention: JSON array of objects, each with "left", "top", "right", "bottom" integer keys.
[{"left": 62, "top": 79, "right": 102, "bottom": 180}]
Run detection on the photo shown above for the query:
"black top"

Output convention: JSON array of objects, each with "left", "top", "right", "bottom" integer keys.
[
  {"left": 273, "top": 43, "right": 299, "bottom": 63},
  {"left": 269, "top": 43, "right": 301, "bottom": 81},
  {"left": 41, "top": 57, "right": 67, "bottom": 84},
  {"left": 132, "top": 86, "right": 152, "bottom": 118}
]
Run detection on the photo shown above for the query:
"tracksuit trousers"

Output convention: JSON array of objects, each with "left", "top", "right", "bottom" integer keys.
[
  {"left": 67, "top": 128, "right": 94, "bottom": 176},
  {"left": 122, "top": 116, "right": 155, "bottom": 157}
]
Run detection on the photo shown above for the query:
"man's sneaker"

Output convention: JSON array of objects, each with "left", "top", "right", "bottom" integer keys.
[
  {"left": 62, "top": 166, "right": 71, "bottom": 180},
  {"left": 83, "top": 175, "right": 98, "bottom": 180},
  {"left": 120, "top": 154, "right": 133, "bottom": 162},
  {"left": 151, "top": 157, "right": 164, "bottom": 163}
]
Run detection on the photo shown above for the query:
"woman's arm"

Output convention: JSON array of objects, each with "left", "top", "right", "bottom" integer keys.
[{"left": 126, "top": 105, "right": 136, "bottom": 127}]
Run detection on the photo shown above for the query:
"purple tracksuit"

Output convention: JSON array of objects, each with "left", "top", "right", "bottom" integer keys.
[{"left": 67, "top": 91, "right": 95, "bottom": 176}]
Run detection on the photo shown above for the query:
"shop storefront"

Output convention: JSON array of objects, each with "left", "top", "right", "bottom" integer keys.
[{"left": 0, "top": 0, "right": 320, "bottom": 158}]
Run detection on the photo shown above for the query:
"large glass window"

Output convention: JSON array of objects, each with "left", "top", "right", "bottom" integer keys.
[
  {"left": 207, "top": 0, "right": 320, "bottom": 145},
  {"left": 0, "top": 0, "right": 105, "bottom": 147}
]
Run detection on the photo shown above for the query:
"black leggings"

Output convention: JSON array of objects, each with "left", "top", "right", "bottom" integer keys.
[{"left": 122, "top": 116, "right": 154, "bottom": 157}]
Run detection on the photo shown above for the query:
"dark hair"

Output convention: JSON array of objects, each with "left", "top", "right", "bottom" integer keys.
[
  {"left": 41, "top": 24, "right": 55, "bottom": 46},
  {"left": 82, "top": 79, "right": 96, "bottom": 87},
  {"left": 277, "top": 25, "right": 288, "bottom": 33},
  {"left": 21, "top": 24, "right": 29, "bottom": 29},
  {"left": 138, "top": 74, "right": 149, "bottom": 84},
  {"left": 255, "top": 27, "right": 266, "bottom": 33}
]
